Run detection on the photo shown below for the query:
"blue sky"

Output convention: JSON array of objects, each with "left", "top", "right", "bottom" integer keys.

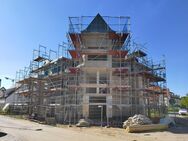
[{"left": 0, "top": 0, "right": 188, "bottom": 96}]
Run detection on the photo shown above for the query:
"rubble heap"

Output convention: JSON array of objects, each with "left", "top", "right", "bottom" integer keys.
[
  {"left": 123, "top": 114, "right": 152, "bottom": 129},
  {"left": 76, "top": 119, "right": 90, "bottom": 127}
]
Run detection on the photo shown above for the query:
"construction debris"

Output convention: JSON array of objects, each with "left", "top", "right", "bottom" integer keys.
[
  {"left": 125, "top": 124, "right": 168, "bottom": 133},
  {"left": 123, "top": 114, "right": 152, "bottom": 129},
  {"left": 76, "top": 119, "right": 90, "bottom": 127},
  {"left": 123, "top": 115, "right": 171, "bottom": 133}
]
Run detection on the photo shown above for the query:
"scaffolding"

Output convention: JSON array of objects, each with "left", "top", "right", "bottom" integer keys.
[{"left": 14, "top": 14, "right": 167, "bottom": 126}]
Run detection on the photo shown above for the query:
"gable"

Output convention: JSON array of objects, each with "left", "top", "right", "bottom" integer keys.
[{"left": 82, "top": 13, "right": 114, "bottom": 33}]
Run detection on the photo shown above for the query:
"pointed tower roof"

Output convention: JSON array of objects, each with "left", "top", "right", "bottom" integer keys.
[{"left": 82, "top": 13, "right": 114, "bottom": 33}]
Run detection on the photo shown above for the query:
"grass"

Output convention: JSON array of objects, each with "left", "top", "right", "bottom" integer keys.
[
  {"left": 168, "top": 105, "right": 180, "bottom": 113},
  {"left": 178, "top": 115, "right": 188, "bottom": 118}
]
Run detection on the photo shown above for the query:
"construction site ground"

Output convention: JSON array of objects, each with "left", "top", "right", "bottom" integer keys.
[{"left": 0, "top": 115, "right": 188, "bottom": 141}]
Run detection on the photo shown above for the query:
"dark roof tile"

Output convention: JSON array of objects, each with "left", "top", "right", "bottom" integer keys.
[{"left": 82, "top": 13, "right": 114, "bottom": 33}]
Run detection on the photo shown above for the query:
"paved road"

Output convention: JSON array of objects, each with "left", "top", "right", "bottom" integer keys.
[
  {"left": 0, "top": 115, "right": 125, "bottom": 141},
  {"left": 0, "top": 115, "right": 188, "bottom": 141}
]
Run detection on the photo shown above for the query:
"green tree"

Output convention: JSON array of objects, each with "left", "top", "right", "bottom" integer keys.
[{"left": 180, "top": 96, "right": 188, "bottom": 108}]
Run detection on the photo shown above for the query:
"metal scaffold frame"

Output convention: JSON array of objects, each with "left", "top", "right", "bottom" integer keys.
[{"left": 13, "top": 14, "right": 167, "bottom": 127}]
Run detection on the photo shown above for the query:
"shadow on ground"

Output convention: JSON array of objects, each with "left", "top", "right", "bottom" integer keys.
[
  {"left": 168, "top": 116, "right": 188, "bottom": 134},
  {"left": 168, "top": 126, "right": 188, "bottom": 134},
  {"left": 0, "top": 132, "right": 7, "bottom": 137}
]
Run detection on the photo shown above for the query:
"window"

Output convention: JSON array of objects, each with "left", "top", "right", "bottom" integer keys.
[
  {"left": 86, "top": 73, "right": 97, "bottom": 83},
  {"left": 99, "top": 88, "right": 109, "bottom": 94},
  {"left": 112, "top": 61, "right": 128, "bottom": 68},
  {"left": 86, "top": 88, "right": 97, "bottom": 93},
  {"left": 130, "top": 97, "right": 139, "bottom": 104},
  {"left": 99, "top": 74, "right": 108, "bottom": 84},
  {"left": 88, "top": 55, "right": 107, "bottom": 61},
  {"left": 89, "top": 96, "right": 106, "bottom": 103},
  {"left": 87, "top": 46, "right": 107, "bottom": 49}
]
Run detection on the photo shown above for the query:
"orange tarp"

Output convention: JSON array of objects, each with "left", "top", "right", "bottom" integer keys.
[
  {"left": 109, "top": 50, "right": 128, "bottom": 57},
  {"left": 68, "top": 50, "right": 80, "bottom": 59}
]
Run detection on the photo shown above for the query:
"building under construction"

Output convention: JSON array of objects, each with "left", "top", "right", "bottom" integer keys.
[{"left": 14, "top": 14, "right": 167, "bottom": 126}]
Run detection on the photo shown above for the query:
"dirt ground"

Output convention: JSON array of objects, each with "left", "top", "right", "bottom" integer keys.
[{"left": 0, "top": 115, "right": 188, "bottom": 141}]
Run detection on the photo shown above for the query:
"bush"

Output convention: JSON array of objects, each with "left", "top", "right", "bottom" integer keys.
[{"left": 180, "top": 96, "right": 188, "bottom": 109}]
